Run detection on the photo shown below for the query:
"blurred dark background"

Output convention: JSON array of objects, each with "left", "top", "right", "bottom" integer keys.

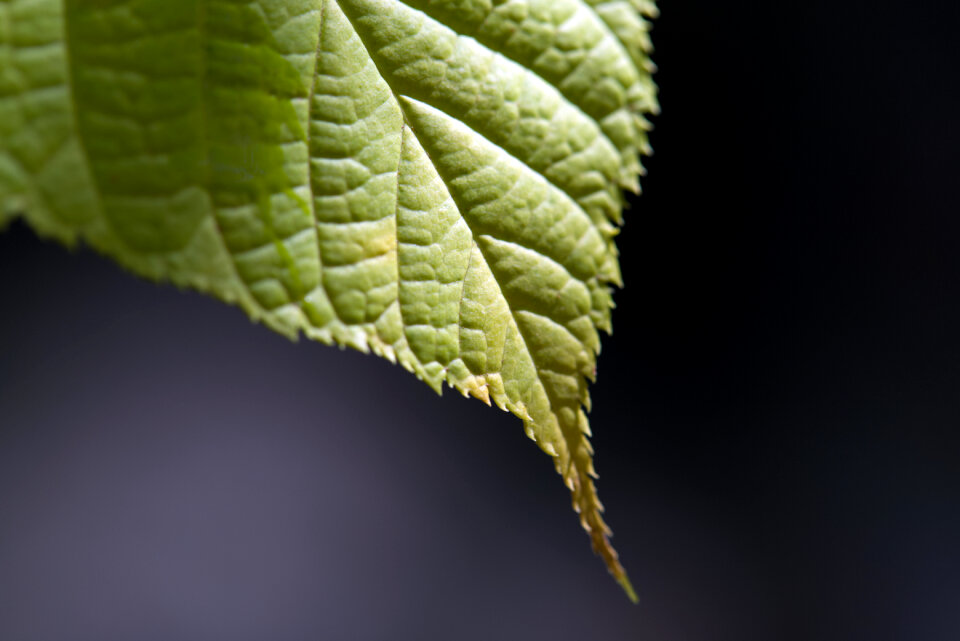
[{"left": 1, "top": 1, "right": 958, "bottom": 640}]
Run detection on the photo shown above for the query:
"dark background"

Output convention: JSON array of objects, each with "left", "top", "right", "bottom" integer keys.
[{"left": 1, "top": 1, "right": 958, "bottom": 639}]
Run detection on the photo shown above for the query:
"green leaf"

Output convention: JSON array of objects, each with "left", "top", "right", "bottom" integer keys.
[{"left": 0, "top": 0, "right": 657, "bottom": 600}]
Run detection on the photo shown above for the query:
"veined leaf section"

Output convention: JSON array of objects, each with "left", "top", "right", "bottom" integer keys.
[{"left": 0, "top": 0, "right": 655, "bottom": 601}]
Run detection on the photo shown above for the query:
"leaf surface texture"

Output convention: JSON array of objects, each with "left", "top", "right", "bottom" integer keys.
[{"left": 0, "top": 0, "right": 657, "bottom": 600}]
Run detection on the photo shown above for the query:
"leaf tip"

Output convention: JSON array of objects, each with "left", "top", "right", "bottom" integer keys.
[{"left": 619, "top": 573, "right": 640, "bottom": 604}]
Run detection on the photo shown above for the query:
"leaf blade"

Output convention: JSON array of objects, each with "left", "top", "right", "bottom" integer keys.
[{"left": 0, "top": 0, "right": 657, "bottom": 601}]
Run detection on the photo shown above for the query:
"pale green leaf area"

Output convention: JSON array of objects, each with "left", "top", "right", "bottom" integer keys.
[{"left": 0, "top": 0, "right": 657, "bottom": 600}]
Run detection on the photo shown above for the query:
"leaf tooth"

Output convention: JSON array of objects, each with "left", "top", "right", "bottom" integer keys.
[{"left": 468, "top": 382, "right": 492, "bottom": 406}]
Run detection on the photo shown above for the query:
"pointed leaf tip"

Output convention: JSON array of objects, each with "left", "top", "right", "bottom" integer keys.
[{"left": 620, "top": 574, "right": 640, "bottom": 604}]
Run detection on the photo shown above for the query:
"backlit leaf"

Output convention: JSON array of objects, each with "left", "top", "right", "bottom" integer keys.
[{"left": 0, "top": 0, "right": 657, "bottom": 600}]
